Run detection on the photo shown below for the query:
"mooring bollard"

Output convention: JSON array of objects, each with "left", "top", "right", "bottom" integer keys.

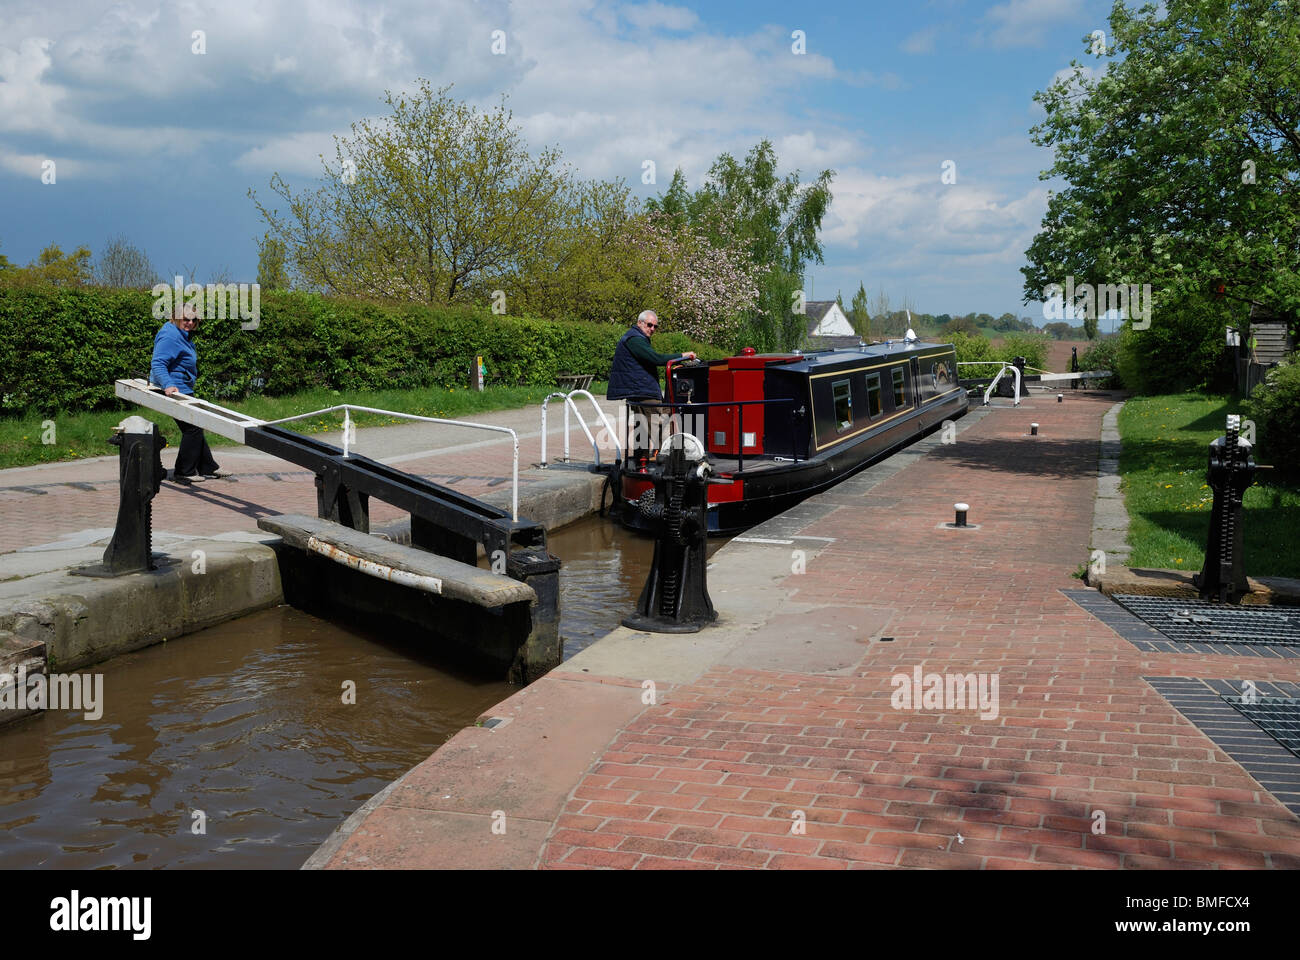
[
  {"left": 1030, "top": 423, "right": 1039, "bottom": 436},
  {"left": 622, "top": 435, "right": 717, "bottom": 633},
  {"left": 954, "top": 502, "right": 969, "bottom": 527},
  {"left": 1057, "top": 393, "right": 1063, "bottom": 403},
  {"left": 73, "top": 416, "right": 169, "bottom": 578},
  {"left": 1192, "top": 415, "right": 1257, "bottom": 603}
]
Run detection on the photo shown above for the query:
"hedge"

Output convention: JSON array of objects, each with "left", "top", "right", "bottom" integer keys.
[
  {"left": 946, "top": 332, "right": 1048, "bottom": 371},
  {"left": 0, "top": 288, "right": 728, "bottom": 414},
  {"left": 1244, "top": 355, "right": 1300, "bottom": 485}
]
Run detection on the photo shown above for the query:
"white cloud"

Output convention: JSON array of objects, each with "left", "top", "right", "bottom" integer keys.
[
  {"left": 233, "top": 131, "right": 341, "bottom": 176},
  {"left": 984, "top": 0, "right": 1081, "bottom": 49},
  {"left": 622, "top": 2, "right": 700, "bottom": 32},
  {"left": 819, "top": 165, "right": 1047, "bottom": 299},
  {"left": 0, "top": 37, "right": 63, "bottom": 134},
  {"left": 0, "top": 147, "right": 98, "bottom": 180},
  {"left": 0, "top": 0, "right": 897, "bottom": 195},
  {"left": 902, "top": 27, "right": 938, "bottom": 55}
]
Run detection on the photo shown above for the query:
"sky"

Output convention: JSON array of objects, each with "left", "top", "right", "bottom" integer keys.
[{"left": 0, "top": 0, "right": 1121, "bottom": 322}]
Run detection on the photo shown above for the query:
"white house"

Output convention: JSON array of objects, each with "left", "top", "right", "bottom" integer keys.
[{"left": 803, "top": 300, "right": 860, "bottom": 348}]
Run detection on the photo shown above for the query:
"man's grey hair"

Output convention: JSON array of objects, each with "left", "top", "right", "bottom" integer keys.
[{"left": 636, "top": 309, "right": 657, "bottom": 326}]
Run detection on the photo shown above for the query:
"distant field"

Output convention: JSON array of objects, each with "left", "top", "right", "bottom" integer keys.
[
  {"left": 984, "top": 338, "right": 1091, "bottom": 373},
  {"left": 1043, "top": 340, "right": 1092, "bottom": 373}
]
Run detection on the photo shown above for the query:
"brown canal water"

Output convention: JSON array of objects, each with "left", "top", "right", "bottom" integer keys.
[{"left": 0, "top": 516, "right": 713, "bottom": 869}]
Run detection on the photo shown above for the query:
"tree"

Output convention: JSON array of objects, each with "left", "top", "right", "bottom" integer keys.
[
  {"left": 0, "top": 244, "right": 93, "bottom": 288},
  {"left": 95, "top": 235, "right": 158, "bottom": 288},
  {"left": 256, "top": 234, "right": 290, "bottom": 292},
  {"left": 849, "top": 282, "right": 871, "bottom": 339},
  {"left": 1023, "top": 0, "right": 1300, "bottom": 366},
  {"left": 252, "top": 81, "right": 583, "bottom": 305},
  {"left": 645, "top": 168, "right": 693, "bottom": 233},
  {"left": 943, "top": 314, "right": 980, "bottom": 337},
  {"left": 648, "top": 141, "right": 834, "bottom": 350}
]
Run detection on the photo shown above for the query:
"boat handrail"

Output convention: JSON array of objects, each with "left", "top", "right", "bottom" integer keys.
[
  {"left": 626, "top": 396, "right": 804, "bottom": 472},
  {"left": 261, "top": 404, "right": 521, "bottom": 521},
  {"left": 645, "top": 397, "right": 799, "bottom": 410},
  {"left": 539, "top": 390, "right": 622, "bottom": 469}
]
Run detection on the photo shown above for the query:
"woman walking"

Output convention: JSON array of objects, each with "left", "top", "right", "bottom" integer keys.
[{"left": 150, "top": 303, "right": 225, "bottom": 484}]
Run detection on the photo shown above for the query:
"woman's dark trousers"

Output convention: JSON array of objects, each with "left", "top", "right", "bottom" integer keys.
[{"left": 172, "top": 418, "right": 219, "bottom": 477}]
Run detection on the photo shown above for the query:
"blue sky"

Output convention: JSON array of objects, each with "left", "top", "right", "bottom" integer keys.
[{"left": 0, "top": 0, "right": 1117, "bottom": 320}]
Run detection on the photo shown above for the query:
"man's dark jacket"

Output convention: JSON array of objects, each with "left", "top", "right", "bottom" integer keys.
[{"left": 608, "top": 327, "right": 684, "bottom": 400}]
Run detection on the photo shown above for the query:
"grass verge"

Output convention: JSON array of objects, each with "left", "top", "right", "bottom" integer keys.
[
  {"left": 1117, "top": 392, "right": 1300, "bottom": 579},
  {"left": 0, "top": 382, "right": 609, "bottom": 470}
]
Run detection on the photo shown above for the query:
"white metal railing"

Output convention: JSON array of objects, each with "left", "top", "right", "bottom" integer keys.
[
  {"left": 957, "top": 361, "right": 1022, "bottom": 407},
  {"left": 540, "top": 389, "right": 622, "bottom": 468},
  {"left": 261, "top": 404, "right": 521, "bottom": 522}
]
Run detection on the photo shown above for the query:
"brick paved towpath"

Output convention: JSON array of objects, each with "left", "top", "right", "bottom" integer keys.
[{"left": 313, "top": 391, "right": 1300, "bottom": 870}]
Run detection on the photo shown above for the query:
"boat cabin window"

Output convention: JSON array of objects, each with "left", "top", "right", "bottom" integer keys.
[
  {"left": 892, "top": 367, "right": 907, "bottom": 407},
  {"left": 833, "top": 379, "right": 852, "bottom": 431},
  {"left": 866, "top": 373, "right": 882, "bottom": 417}
]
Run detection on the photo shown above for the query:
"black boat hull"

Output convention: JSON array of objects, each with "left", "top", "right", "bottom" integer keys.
[{"left": 617, "top": 387, "right": 967, "bottom": 535}]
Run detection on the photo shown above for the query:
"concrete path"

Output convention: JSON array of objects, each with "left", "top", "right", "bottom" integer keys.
[
  {"left": 0, "top": 398, "right": 623, "bottom": 555},
  {"left": 311, "top": 391, "right": 1300, "bottom": 869}
]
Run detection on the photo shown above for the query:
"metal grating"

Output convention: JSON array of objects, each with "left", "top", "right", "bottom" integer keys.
[
  {"left": 1113, "top": 595, "right": 1300, "bottom": 646},
  {"left": 1221, "top": 696, "right": 1300, "bottom": 758}
]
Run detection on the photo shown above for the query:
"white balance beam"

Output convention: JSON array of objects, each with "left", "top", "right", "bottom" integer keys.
[
  {"left": 114, "top": 379, "right": 265, "bottom": 444},
  {"left": 1033, "top": 370, "right": 1112, "bottom": 382}
]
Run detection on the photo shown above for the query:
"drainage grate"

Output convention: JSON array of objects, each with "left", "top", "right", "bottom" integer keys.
[
  {"left": 1222, "top": 696, "right": 1300, "bottom": 758},
  {"left": 1113, "top": 595, "right": 1300, "bottom": 646}
]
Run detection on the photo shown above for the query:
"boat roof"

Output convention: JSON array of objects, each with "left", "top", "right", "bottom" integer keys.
[{"left": 726, "top": 340, "right": 954, "bottom": 374}]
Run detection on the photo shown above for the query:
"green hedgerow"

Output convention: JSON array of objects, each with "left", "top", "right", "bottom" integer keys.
[
  {"left": 1243, "top": 354, "right": 1300, "bottom": 485},
  {"left": 0, "top": 288, "right": 726, "bottom": 415}
]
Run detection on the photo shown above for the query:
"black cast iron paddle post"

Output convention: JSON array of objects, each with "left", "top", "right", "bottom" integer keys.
[
  {"left": 1193, "top": 415, "right": 1258, "bottom": 603},
  {"left": 622, "top": 439, "right": 717, "bottom": 633},
  {"left": 73, "top": 416, "right": 169, "bottom": 577}
]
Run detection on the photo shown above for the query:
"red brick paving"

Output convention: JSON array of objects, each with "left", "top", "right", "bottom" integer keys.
[{"left": 540, "top": 393, "right": 1300, "bottom": 868}]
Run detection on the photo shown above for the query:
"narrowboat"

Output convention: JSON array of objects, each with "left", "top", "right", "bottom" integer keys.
[{"left": 613, "top": 334, "right": 969, "bottom": 534}]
